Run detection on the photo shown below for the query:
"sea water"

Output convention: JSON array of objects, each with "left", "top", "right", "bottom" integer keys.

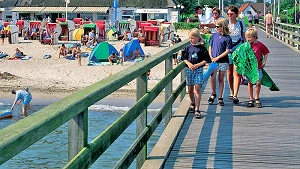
[{"left": 0, "top": 98, "right": 177, "bottom": 168}]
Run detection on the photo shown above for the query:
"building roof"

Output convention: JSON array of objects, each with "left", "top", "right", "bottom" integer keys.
[
  {"left": 16, "top": 0, "right": 177, "bottom": 8},
  {"left": 250, "top": 3, "right": 265, "bottom": 14},
  {"left": 239, "top": 4, "right": 249, "bottom": 14},
  {"left": 239, "top": 3, "right": 266, "bottom": 15},
  {"left": 0, "top": 0, "right": 18, "bottom": 8}
]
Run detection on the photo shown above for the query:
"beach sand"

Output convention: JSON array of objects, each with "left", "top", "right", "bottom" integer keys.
[{"left": 0, "top": 30, "right": 190, "bottom": 99}]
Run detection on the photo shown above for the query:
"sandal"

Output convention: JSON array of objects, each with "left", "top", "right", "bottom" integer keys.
[
  {"left": 255, "top": 98, "right": 262, "bottom": 108},
  {"left": 194, "top": 110, "right": 201, "bottom": 119},
  {"left": 233, "top": 97, "right": 239, "bottom": 104},
  {"left": 247, "top": 100, "right": 254, "bottom": 107},
  {"left": 218, "top": 98, "right": 224, "bottom": 106},
  {"left": 189, "top": 103, "right": 195, "bottom": 112},
  {"left": 228, "top": 94, "right": 233, "bottom": 99},
  {"left": 208, "top": 93, "right": 217, "bottom": 104}
]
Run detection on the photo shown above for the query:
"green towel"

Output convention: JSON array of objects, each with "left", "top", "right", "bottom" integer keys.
[
  {"left": 231, "top": 42, "right": 259, "bottom": 84},
  {"left": 261, "top": 69, "right": 280, "bottom": 91}
]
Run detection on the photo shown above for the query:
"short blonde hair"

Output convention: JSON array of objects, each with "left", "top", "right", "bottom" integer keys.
[
  {"left": 215, "top": 18, "right": 229, "bottom": 35},
  {"left": 245, "top": 28, "right": 258, "bottom": 39},
  {"left": 188, "top": 28, "right": 204, "bottom": 43}
]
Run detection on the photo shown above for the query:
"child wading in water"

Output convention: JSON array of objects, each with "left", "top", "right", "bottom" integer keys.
[
  {"left": 182, "top": 28, "right": 211, "bottom": 118},
  {"left": 245, "top": 28, "right": 269, "bottom": 108},
  {"left": 208, "top": 18, "right": 232, "bottom": 106}
]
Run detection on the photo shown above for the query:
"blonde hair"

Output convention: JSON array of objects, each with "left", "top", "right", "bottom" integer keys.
[
  {"left": 245, "top": 28, "right": 258, "bottom": 39},
  {"left": 188, "top": 28, "right": 204, "bottom": 43},
  {"left": 215, "top": 18, "right": 229, "bottom": 35}
]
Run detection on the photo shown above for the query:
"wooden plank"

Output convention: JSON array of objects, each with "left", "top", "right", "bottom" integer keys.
[{"left": 141, "top": 95, "right": 191, "bottom": 169}]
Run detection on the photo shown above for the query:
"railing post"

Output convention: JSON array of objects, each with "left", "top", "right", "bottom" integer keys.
[
  {"left": 68, "top": 109, "right": 88, "bottom": 161},
  {"left": 136, "top": 72, "right": 147, "bottom": 169},
  {"left": 165, "top": 55, "right": 173, "bottom": 125},
  {"left": 291, "top": 27, "right": 294, "bottom": 47},
  {"left": 280, "top": 24, "right": 283, "bottom": 41},
  {"left": 180, "top": 67, "right": 186, "bottom": 101},
  {"left": 298, "top": 28, "right": 300, "bottom": 50}
]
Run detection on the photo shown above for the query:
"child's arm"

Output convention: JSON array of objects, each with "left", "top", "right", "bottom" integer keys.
[
  {"left": 183, "top": 60, "right": 195, "bottom": 70},
  {"left": 194, "top": 60, "right": 207, "bottom": 68},
  {"left": 262, "top": 54, "right": 268, "bottom": 68},
  {"left": 212, "top": 49, "right": 230, "bottom": 62},
  {"left": 209, "top": 46, "right": 213, "bottom": 61}
]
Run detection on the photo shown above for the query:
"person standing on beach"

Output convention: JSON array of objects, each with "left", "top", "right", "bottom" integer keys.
[
  {"left": 181, "top": 28, "right": 210, "bottom": 118},
  {"left": 11, "top": 88, "right": 32, "bottom": 116},
  {"left": 76, "top": 46, "right": 82, "bottom": 66},
  {"left": 0, "top": 28, "right": 5, "bottom": 45}
]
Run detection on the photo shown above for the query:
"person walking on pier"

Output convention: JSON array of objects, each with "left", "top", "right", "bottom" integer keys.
[
  {"left": 264, "top": 10, "right": 273, "bottom": 38},
  {"left": 208, "top": 18, "right": 232, "bottom": 106},
  {"left": 245, "top": 28, "right": 269, "bottom": 108},
  {"left": 181, "top": 28, "right": 211, "bottom": 118},
  {"left": 227, "top": 5, "right": 246, "bottom": 104}
]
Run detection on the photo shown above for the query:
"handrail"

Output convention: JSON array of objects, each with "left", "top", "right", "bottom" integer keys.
[
  {"left": 258, "top": 19, "right": 300, "bottom": 51},
  {"left": 0, "top": 39, "right": 190, "bottom": 168}
]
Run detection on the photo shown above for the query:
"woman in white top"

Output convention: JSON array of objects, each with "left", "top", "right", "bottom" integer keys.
[{"left": 227, "top": 5, "right": 246, "bottom": 104}]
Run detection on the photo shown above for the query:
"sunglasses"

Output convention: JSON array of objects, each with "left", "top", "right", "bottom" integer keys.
[
  {"left": 213, "top": 13, "right": 219, "bottom": 15},
  {"left": 215, "top": 25, "right": 222, "bottom": 28}
]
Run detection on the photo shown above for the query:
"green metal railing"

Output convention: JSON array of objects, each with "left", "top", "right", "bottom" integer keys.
[
  {"left": 0, "top": 39, "right": 190, "bottom": 168},
  {"left": 258, "top": 19, "right": 300, "bottom": 50}
]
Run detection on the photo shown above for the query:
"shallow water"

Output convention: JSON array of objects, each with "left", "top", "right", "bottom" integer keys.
[{"left": 0, "top": 99, "right": 176, "bottom": 168}]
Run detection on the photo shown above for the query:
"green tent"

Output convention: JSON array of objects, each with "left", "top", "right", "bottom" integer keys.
[{"left": 89, "top": 42, "right": 119, "bottom": 62}]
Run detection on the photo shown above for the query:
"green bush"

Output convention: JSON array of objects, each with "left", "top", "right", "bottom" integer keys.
[{"left": 173, "top": 22, "right": 199, "bottom": 30}]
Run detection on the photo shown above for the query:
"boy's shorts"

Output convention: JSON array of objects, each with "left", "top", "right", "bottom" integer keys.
[
  {"left": 186, "top": 67, "right": 204, "bottom": 86},
  {"left": 217, "top": 63, "right": 229, "bottom": 71},
  {"left": 23, "top": 94, "right": 32, "bottom": 105}
]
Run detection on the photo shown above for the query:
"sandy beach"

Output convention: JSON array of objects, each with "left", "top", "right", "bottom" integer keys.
[{"left": 0, "top": 30, "right": 190, "bottom": 99}]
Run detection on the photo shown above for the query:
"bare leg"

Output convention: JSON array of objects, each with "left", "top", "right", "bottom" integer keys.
[
  {"left": 194, "top": 84, "right": 201, "bottom": 111},
  {"left": 188, "top": 85, "right": 195, "bottom": 106},
  {"left": 248, "top": 82, "right": 254, "bottom": 101},
  {"left": 233, "top": 65, "right": 240, "bottom": 98},
  {"left": 218, "top": 70, "right": 225, "bottom": 99},
  {"left": 227, "top": 64, "right": 234, "bottom": 97},
  {"left": 255, "top": 80, "right": 262, "bottom": 99},
  {"left": 22, "top": 105, "right": 28, "bottom": 116},
  {"left": 210, "top": 70, "right": 217, "bottom": 95}
]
